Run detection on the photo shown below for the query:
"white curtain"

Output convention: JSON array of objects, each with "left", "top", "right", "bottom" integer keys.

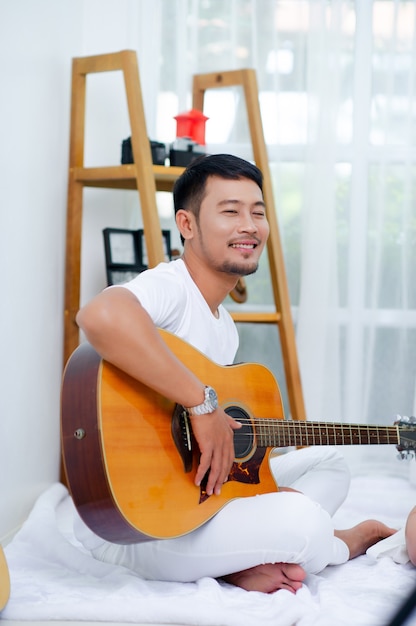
[{"left": 137, "top": 0, "right": 416, "bottom": 430}]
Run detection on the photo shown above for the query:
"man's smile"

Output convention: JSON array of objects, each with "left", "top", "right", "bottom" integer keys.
[{"left": 229, "top": 239, "right": 260, "bottom": 250}]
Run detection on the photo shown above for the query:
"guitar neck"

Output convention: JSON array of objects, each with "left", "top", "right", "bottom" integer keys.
[{"left": 255, "top": 420, "right": 400, "bottom": 448}]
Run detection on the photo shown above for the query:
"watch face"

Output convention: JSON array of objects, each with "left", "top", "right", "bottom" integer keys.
[
  {"left": 206, "top": 386, "right": 218, "bottom": 408},
  {"left": 208, "top": 388, "right": 216, "bottom": 401}
]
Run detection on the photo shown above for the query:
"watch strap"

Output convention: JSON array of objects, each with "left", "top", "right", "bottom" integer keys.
[{"left": 185, "top": 386, "right": 218, "bottom": 416}]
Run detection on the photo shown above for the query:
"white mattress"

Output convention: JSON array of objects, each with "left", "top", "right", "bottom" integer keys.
[{"left": 3, "top": 449, "right": 416, "bottom": 626}]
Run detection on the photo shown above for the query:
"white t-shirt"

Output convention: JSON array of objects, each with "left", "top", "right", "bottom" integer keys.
[{"left": 121, "top": 258, "right": 239, "bottom": 366}]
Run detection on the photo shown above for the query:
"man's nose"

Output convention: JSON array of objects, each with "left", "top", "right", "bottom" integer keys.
[{"left": 238, "top": 212, "right": 258, "bottom": 233}]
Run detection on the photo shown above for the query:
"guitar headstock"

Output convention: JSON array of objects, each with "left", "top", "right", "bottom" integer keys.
[{"left": 395, "top": 415, "right": 416, "bottom": 458}]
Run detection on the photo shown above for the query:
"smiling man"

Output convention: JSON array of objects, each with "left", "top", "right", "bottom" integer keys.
[{"left": 75, "top": 154, "right": 394, "bottom": 594}]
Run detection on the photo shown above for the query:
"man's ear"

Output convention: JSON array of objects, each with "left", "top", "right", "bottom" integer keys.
[{"left": 175, "top": 209, "right": 195, "bottom": 241}]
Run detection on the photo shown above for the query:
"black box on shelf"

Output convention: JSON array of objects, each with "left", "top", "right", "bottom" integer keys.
[
  {"left": 169, "top": 137, "right": 205, "bottom": 167},
  {"left": 121, "top": 137, "right": 167, "bottom": 165}
]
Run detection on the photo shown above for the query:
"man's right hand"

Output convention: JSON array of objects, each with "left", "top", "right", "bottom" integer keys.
[{"left": 190, "top": 409, "right": 242, "bottom": 497}]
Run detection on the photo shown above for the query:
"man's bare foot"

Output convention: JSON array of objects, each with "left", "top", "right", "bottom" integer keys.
[
  {"left": 335, "top": 520, "right": 397, "bottom": 560},
  {"left": 222, "top": 562, "right": 306, "bottom": 594},
  {"left": 405, "top": 506, "right": 416, "bottom": 565}
]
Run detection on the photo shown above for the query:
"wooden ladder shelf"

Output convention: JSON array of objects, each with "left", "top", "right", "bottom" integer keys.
[{"left": 64, "top": 50, "right": 306, "bottom": 421}]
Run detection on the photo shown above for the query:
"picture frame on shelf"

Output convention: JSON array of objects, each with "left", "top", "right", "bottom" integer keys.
[{"left": 103, "top": 227, "right": 171, "bottom": 286}]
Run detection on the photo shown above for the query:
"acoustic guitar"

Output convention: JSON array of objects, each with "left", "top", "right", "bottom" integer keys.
[{"left": 61, "top": 329, "right": 416, "bottom": 545}]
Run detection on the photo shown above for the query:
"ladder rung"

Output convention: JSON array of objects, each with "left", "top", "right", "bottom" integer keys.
[
  {"left": 73, "top": 165, "right": 185, "bottom": 192},
  {"left": 73, "top": 165, "right": 137, "bottom": 189},
  {"left": 230, "top": 311, "right": 281, "bottom": 323}
]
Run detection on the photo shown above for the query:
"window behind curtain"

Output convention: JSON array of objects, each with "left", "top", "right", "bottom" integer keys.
[{"left": 152, "top": 0, "right": 416, "bottom": 430}]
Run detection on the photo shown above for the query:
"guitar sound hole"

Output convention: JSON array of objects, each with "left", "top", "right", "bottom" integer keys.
[{"left": 225, "top": 406, "right": 254, "bottom": 459}]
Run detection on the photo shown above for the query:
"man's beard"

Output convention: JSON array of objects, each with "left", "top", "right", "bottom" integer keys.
[
  {"left": 196, "top": 226, "right": 261, "bottom": 277},
  {"left": 215, "top": 259, "right": 259, "bottom": 276}
]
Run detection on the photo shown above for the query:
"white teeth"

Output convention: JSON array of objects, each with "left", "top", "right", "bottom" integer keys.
[{"left": 231, "top": 243, "right": 254, "bottom": 249}]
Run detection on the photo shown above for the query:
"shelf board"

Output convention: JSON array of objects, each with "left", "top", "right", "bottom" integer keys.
[{"left": 72, "top": 164, "right": 185, "bottom": 192}]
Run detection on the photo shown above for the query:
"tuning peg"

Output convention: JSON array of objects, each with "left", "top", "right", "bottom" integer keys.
[
  {"left": 394, "top": 415, "right": 416, "bottom": 425},
  {"left": 397, "top": 450, "right": 415, "bottom": 461}
]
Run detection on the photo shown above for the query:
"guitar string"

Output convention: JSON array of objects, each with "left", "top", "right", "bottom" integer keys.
[{"left": 227, "top": 418, "right": 400, "bottom": 445}]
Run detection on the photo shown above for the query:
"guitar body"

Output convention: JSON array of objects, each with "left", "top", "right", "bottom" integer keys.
[{"left": 61, "top": 329, "right": 284, "bottom": 544}]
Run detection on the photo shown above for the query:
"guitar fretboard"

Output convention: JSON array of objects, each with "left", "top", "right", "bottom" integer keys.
[{"left": 251, "top": 420, "right": 399, "bottom": 448}]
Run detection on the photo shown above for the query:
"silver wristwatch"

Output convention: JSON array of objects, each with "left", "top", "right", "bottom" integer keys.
[{"left": 186, "top": 386, "right": 218, "bottom": 416}]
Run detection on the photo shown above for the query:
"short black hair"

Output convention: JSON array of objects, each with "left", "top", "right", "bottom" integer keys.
[{"left": 173, "top": 153, "right": 263, "bottom": 220}]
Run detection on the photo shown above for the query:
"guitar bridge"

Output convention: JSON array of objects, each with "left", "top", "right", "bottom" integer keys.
[{"left": 171, "top": 404, "right": 193, "bottom": 473}]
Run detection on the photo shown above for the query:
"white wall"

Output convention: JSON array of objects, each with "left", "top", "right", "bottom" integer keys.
[{"left": 0, "top": 0, "right": 159, "bottom": 540}]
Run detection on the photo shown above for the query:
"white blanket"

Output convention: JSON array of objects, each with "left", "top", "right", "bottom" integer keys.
[{"left": 3, "top": 458, "right": 416, "bottom": 626}]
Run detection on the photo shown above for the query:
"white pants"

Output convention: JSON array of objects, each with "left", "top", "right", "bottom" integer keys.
[{"left": 74, "top": 447, "right": 351, "bottom": 582}]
